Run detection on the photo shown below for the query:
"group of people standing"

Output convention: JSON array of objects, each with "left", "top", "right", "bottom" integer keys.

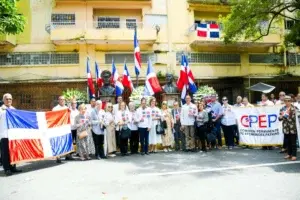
[{"left": 0, "top": 91, "right": 299, "bottom": 176}]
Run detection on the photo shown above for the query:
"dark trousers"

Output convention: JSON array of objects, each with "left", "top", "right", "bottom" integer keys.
[
  {"left": 130, "top": 130, "right": 139, "bottom": 153},
  {"left": 283, "top": 134, "right": 288, "bottom": 149},
  {"left": 1, "top": 138, "right": 15, "bottom": 171},
  {"left": 212, "top": 120, "right": 222, "bottom": 146},
  {"left": 115, "top": 131, "right": 120, "bottom": 149},
  {"left": 287, "top": 134, "right": 297, "bottom": 157},
  {"left": 92, "top": 131, "right": 105, "bottom": 158},
  {"left": 139, "top": 128, "right": 149, "bottom": 153},
  {"left": 71, "top": 129, "right": 77, "bottom": 144},
  {"left": 232, "top": 124, "right": 239, "bottom": 145},
  {"left": 221, "top": 124, "right": 235, "bottom": 147},
  {"left": 196, "top": 125, "right": 207, "bottom": 151},
  {"left": 173, "top": 123, "right": 182, "bottom": 151},
  {"left": 120, "top": 137, "right": 129, "bottom": 155}
]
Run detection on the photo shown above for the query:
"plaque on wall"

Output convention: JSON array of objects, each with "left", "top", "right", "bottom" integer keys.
[
  {"left": 98, "top": 95, "right": 116, "bottom": 105},
  {"left": 161, "top": 93, "right": 180, "bottom": 108}
]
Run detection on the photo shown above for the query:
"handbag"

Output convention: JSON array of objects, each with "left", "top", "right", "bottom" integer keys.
[
  {"left": 120, "top": 125, "right": 131, "bottom": 139},
  {"left": 78, "top": 130, "right": 88, "bottom": 139},
  {"left": 156, "top": 123, "right": 165, "bottom": 135},
  {"left": 161, "top": 120, "right": 167, "bottom": 129}
]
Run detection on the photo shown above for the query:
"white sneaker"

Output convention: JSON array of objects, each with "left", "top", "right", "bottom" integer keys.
[{"left": 163, "top": 148, "right": 168, "bottom": 152}]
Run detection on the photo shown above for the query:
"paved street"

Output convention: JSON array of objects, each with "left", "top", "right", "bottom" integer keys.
[{"left": 1, "top": 147, "right": 300, "bottom": 200}]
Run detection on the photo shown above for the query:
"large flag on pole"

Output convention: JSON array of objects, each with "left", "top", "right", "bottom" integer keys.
[
  {"left": 6, "top": 109, "right": 73, "bottom": 164},
  {"left": 122, "top": 63, "right": 134, "bottom": 92},
  {"left": 112, "top": 60, "right": 124, "bottom": 97},
  {"left": 134, "top": 28, "right": 142, "bottom": 76},
  {"left": 177, "top": 55, "right": 197, "bottom": 101},
  {"left": 95, "top": 61, "right": 103, "bottom": 89},
  {"left": 87, "top": 57, "right": 95, "bottom": 99},
  {"left": 145, "top": 59, "right": 162, "bottom": 95}
]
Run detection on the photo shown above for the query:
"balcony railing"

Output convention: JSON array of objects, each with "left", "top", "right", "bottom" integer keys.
[
  {"left": 188, "top": 0, "right": 232, "bottom": 5},
  {"left": 50, "top": 20, "right": 148, "bottom": 30}
]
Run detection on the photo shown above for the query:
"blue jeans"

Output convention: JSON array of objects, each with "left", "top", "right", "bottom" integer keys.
[
  {"left": 212, "top": 120, "right": 222, "bottom": 146},
  {"left": 139, "top": 128, "right": 149, "bottom": 153}
]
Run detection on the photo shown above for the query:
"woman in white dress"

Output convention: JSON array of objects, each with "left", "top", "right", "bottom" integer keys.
[
  {"left": 148, "top": 98, "right": 161, "bottom": 153},
  {"left": 104, "top": 103, "right": 117, "bottom": 157}
]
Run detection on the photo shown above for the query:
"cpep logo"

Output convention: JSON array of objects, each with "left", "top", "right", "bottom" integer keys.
[{"left": 240, "top": 114, "right": 277, "bottom": 128}]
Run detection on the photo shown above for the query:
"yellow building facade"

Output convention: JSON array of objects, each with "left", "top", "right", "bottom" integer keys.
[{"left": 0, "top": 0, "right": 299, "bottom": 110}]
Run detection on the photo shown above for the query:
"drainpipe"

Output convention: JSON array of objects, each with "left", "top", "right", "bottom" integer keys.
[{"left": 166, "top": 0, "right": 173, "bottom": 73}]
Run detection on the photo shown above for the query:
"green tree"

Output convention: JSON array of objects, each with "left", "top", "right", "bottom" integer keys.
[
  {"left": 221, "top": 0, "right": 300, "bottom": 46},
  {"left": 0, "top": 0, "right": 25, "bottom": 34}
]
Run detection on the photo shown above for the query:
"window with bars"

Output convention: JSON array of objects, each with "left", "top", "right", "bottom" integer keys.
[
  {"left": 285, "top": 20, "right": 295, "bottom": 30},
  {"left": 105, "top": 53, "right": 154, "bottom": 64},
  {"left": 97, "top": 17, "right": 120, "bottom": 29},
  {"left": 0, "top": 53, "right": 79, "bottom": 66},
  {"left": 249, "top": 54, "right": 284, "bottom": 64},
  {"left": 126, "top": 19, "right": 137, "bottom": 29},
  {"left": 287, "top": 53, "right": 300, "bottom": 66},
  {"left": 51, "top": 14, "right": 75, "bottom": 25},
  {"left": 20, "top": 94, "right": 32, "bottom": 104},
  {"left": 176, "top": 53, "right": 240, "bottom": 63}
]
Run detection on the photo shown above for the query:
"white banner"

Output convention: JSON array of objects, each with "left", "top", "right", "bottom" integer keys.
[{"left": 233, "top": 106, "right": 284, "bottom": 146}]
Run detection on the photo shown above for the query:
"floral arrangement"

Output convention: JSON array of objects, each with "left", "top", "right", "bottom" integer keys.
[
  {"left": 129, "top": 86, "right": 152, "bottom": 107},
  {"left": 62, "top": 88, "right": 87, "bottom": 105},
  {"left": 193, "top": 85, "right": 217, "bottom": 101}
]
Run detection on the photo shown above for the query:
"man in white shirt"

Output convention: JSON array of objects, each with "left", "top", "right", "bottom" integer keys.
[
  {"left": 0, "top": 93, "right": 22, "bottom": 176},
  {"left": 52, "top": 95, "right": 74, "bottom": 162},
  {"left": 294, "top": 93, "right": 300, "bottom": 109},
  {"left": 259, "top": 93, "right": 274, "bottom": 106},
  {"left": 275, "top": 91, "right": 285, "bottom": 105},
  {"left": 136, "top": 98, "right": 152, "bottom": 155},
  {"left": 180, "top": 95, "right": 198, "bottom": 151}
]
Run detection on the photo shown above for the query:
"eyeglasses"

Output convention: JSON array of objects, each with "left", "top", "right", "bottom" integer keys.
[
  {"left": 222, "top": 99, "right": 228, "bottom": 101},
  {"left": 108, "top": 106, "right": 113, "bottom": 108},
  {"left": 5, "top": 98, "right": 12, "bottom": 100},
  {"left": 284, "top": 100, "right": 291, "bottom": 102}
]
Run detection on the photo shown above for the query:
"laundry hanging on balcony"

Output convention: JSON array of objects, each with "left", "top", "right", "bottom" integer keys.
[{"left": 197, "top": 23, "right": 220, "bottom": 39}]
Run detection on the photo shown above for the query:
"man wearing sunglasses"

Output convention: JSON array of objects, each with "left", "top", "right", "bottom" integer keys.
[
  {"left": 0, "top": 93, "right": 22, "bottom": 176},
  {"left": 275, "top": 91, "right": 286, "bottom": 105}
]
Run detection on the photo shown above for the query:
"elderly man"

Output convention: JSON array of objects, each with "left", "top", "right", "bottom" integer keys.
[
  {"left": 234, "top": 96, "right": 244, "bottom": 107},
  {"left": 294, "top": 93, "right": 300, "bottom": 109},
  {"left": 172, "top": 101, "right": 185, "bottom": 151},
  {"left": 207, "top": 94, "right": 223, "bottom": 149},
  {"left": 52, "top": 95, "right": 74, "bottom": 162},
  {"left": 276, "top": 91, "right": 286, "bottom": 105},
  {"left": 0, "top": 93, "right": 22, "bottom": 176}
]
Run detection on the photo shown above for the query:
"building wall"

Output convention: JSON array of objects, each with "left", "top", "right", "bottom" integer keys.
[{"left": 0, "top": 0, "right": 299, "bottom": 110}]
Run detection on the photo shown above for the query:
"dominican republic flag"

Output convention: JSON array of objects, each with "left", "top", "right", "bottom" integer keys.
[
  {"left": 112, "top": 61, "right": 124, "bottom": 97},
  {"left": 197, "top": 23, "right": 220, "bottom": 38},
  {"left": 178, "top": 55, "right": 197, "bottom": 101},
  {"left": 95, "top": 61, "right": 103, "bottom": 89},
  {"left": 87, "top": 57, "right": 96, "bottom": 99},
  {"left": 6, "top": 109, "right": 73, "bottom": 164},
  {"left": 144, "top": 59, "right": 162, "bottom": 96},
  {"left": 134, "top": 28, "right": 142, "bottom": 76},
  {"left": 122, "top": 63, "right": 134, "bottom": 92}
]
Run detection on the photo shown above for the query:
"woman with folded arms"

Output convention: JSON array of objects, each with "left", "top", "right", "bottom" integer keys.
[
  {"left": 75, "top": 104, "right": 91, "bottom": 161},
  {"left": 128, "top": 102, "right": 139, "bottom": 154},
  {"left": 104, "top": 103, "right": 117, "bottom": 157},
  {"left": 115, "top": 102, "right": 131, "bottom": 156},
  {"left": 195, "top": 102, "right": 208, "bottom": 152}
]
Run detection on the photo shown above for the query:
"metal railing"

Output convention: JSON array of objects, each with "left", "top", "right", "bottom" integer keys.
[
  {"left": 49, "top": 20, "right": 147, "bottom": 30},
  {"left": 188, "top": 0, "right": 232, "bottom": 5}
]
